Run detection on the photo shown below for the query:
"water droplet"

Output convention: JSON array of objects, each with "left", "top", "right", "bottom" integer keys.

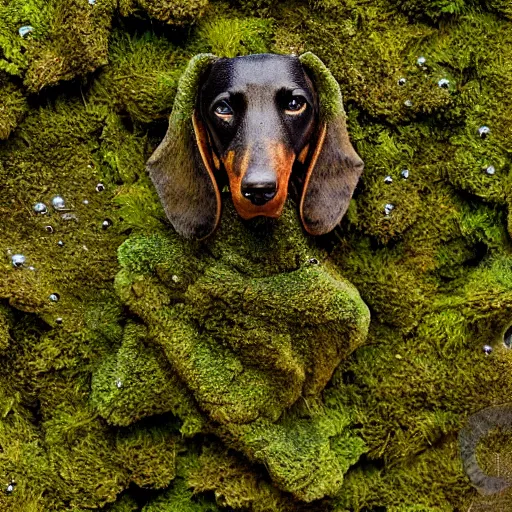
[
  {"left": 61, "top": 213, "right": 77, "bottom": 222},
  {"left": 102, "top": 219, "right": 113, "bottom": 230},
  {"left": 96, "top": 183, "right": 105, "bottom": 192},
  {"left": 6, "top": 483, "right": 14, "bottom": 494},
  {"left": 116, "top": 378, "right": 123, "bottom": 389},
  {"left": 384, "top": 175, "right": 393, "bottom": 184},
  {"left": 171, "top": 275, "right": 180, "bottom": 283},
  {"left": 56, "top": 317, "right": 63, "bottom": 325},
  {"left": 11, "top": 254, "right": 25, "bottom": 268},
  {"left": 49, "top": 293, "right": 60, "bottom": 302},
  {"left": 483, "top": 344, "right": 492, "bottom": 355},
  {"left": 82, "top": 199, "right": 89, "bottom": 205},
  {"left": 44, "top": 225, "right": 54, "bottom": 233},
  {"left": 51, "top": 196, "right": 66, "bottom": 210},
  {"left": 417, "top": 56, "right": 426, "bottom": 66},
  {"left": 28, "top": 266, "right": 35, "bottom": 271},
  {"left": 18, "top": 26, "right": 33, "bottom": 37},
  {"left": 57, "top": 240, "right": 64, "bottom": 247},
  {"left": 88, "top": 0, "right": 96, "bottom": 4},
  {"left": 33, "top": 202, "right": 48, "bottom": 215},
  {"left": 308, "top": 258, "right": 319, "bottom": 265},
  {"left": 438, "top": 78, "right": 450, "bottom": 89},
  {"left": 485, "top": 165, "right": 495, "bottom": 176},
  {"left": 384, "top": 204, "right": 395, "bottom": 215},
  {"left": 478, "top": 125, "right": 490, "bottom": 139},
  {"left": 404, "top": 99, "right": 413, "bottom": 108},
  {"left": 397, "top": 77, "right": 407, "bottom": 86},
  {"left": 401, "top": 169, "right": 410, "bottom": 179}
]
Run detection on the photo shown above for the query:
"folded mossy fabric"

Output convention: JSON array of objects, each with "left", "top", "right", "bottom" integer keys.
[{"left": 105, "top": 202, "right": 370, "bottom": 501}]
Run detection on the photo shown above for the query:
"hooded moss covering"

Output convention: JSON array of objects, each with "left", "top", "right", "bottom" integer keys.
[{"left": 1, "top": 0, "right": 512, "bottom": 511}]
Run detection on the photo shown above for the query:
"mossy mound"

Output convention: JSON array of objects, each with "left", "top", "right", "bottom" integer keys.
[
  {"left": 107, "top": 202, "right": 369, "bottom": 500},
  {"left": 1, "top": 0, "right": 512, "bottom": 510}
]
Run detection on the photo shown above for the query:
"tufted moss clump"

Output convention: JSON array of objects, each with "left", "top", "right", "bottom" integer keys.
[
  {"left": 90, "top": 30, "right": 189, "bottom": 124},
  {"left": 123, "top": 0, "right": 209, "bottom": 25},
  {"left": 194, "top": 15, "right": 274, "bottom": 57}
]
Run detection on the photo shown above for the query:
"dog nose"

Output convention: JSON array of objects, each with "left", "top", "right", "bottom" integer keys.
[{"left": 241, "top": 180, "right": 277, "bottom": 205}]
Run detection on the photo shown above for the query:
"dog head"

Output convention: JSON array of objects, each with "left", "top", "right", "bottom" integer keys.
[{"left": 147, "top": 52, "right": 363, "bottom": 239}]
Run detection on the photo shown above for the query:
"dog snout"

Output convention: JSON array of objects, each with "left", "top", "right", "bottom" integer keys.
[{"left": 241, "top": 169, "right": 277, "bottom": 205}]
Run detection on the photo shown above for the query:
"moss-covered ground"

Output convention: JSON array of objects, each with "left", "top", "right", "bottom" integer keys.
[{"left": 1, "top": 0, "right": 512, "bottom": 510}]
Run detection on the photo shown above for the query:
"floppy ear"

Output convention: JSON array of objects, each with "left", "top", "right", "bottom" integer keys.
[
  {"left": 298, "top": 52, "right": 364, "bottom": 236},
  {"left": 147, "top": 54, "right": 221, "bottom": 240}
]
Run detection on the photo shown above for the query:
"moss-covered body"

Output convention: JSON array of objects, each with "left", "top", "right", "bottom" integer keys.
[{"left": 1, "top": 0, "right": 512, "bottom": 510}]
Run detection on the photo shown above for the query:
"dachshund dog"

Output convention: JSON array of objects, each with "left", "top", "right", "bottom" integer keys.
[{"left": 147, "top": 52, "right": 363, "bottom": 239}]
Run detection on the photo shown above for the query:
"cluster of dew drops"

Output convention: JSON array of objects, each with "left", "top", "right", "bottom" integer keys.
[
  {"left": 382, "top": 56, "right": 494, "bottom": 218},
  {"left": 9, "top": 183, "right": 110, "bottom": 319}
]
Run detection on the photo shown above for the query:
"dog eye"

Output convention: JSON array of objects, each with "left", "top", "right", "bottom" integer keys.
[
  {"left": 214, "top": 100, "right": 233, "bottom": 118},
  {"left": 285, "top": 97, "right": 307, "bottom": 115}
]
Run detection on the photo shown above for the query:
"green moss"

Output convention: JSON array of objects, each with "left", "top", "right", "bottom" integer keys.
[
  {"left": 90, "top": 31, "right": 189, "bottom": 124},
  {"left": 142, "top": 478, "right": 221, "bottom": 512},
  {"left": 91, "top": 321, "right": 205, "bottom": 434},
  {"left": 194, "top": 15, "right": 274, "bottom": 57},
  {"left": 116, "top": 425, "right": 178, "bottom": 489},
  {"left": 136, "top": 0, "right": 209, "bottom": 25},
  {"left": 24, "top": 0, "right": 115, "bottom": 92},
  {"left": 0, "top": 73, "right": 27, "bottom": 139},
  {"left": 2, "top": 0, "right": 512, "bottom": 510},
  {"left": 114, "top": 202, "right": 369, "bottom": 499},
  {"left": 0, "top": 0, "right": 53, "bottom": 77}
]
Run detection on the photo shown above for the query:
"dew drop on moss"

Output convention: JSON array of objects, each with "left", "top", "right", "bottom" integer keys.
[
  {"left": 44, "top": 225, "right": 54, "bottom": 233},
  {"left": 404, "top": 99, "right": 413, "bottom": 107},
  {"left": 417, "top": 56, "right": 426, "bottom": 66},
  {"left": 33, "top": 203, "right": 48, "bottom": 215},
  {"left": 18, "top": 26, "right": 33, "bottom": 37},
  {"left": 116, "top": 378, "right": 123, "bottom": 389},
  {"left": 96, "top": 183, "right": 105, "bottom": 192},
  {"left": 308, "top": 258, "right": 319, "bottom": 265},
  {"left": 485, "top": 165, "right": 496, "bottom": 175},
  {"left": 102, "top": 219, "right": 113, "bottom": 230},
  {"left": 51, "top": 196, "right": 66, "bottom": 210},
  {"left": 401, "top": 169, "right": 410, "bottom": 179},
  {"left": 438, "top": 78, "right": 450, "bottom": 89},
  {"left": 171, "top": 275, "right": 180, "bottom": 283},
  {"left": 5, "top": 483, "right": 14, "bottom": 494},
  {"left": 11, "top": 254, "right": 25, "bottom": 268},
  {"left": 483, "top": 344, "right": 492, "bottom": 355},
  {"left": 398, "top": 78, "right": 407, "bottom": 86},
  {"left": 57, "top": 240, "right": 64, "bottom": 247},
  {"left": 56, "top": 317, "right": 63, "bottom": 325},
  {"left": 49, "top": 293, "right": 60, "bottom": 302},
  {"left": 384, "top": 175, "right": 393, "bottom": 184},
  {"left": 384, "top": 204, "right": 395, "bottom": 215},
  {"left": 478, "top": 126, "right": 490, "bottom": 138}
]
